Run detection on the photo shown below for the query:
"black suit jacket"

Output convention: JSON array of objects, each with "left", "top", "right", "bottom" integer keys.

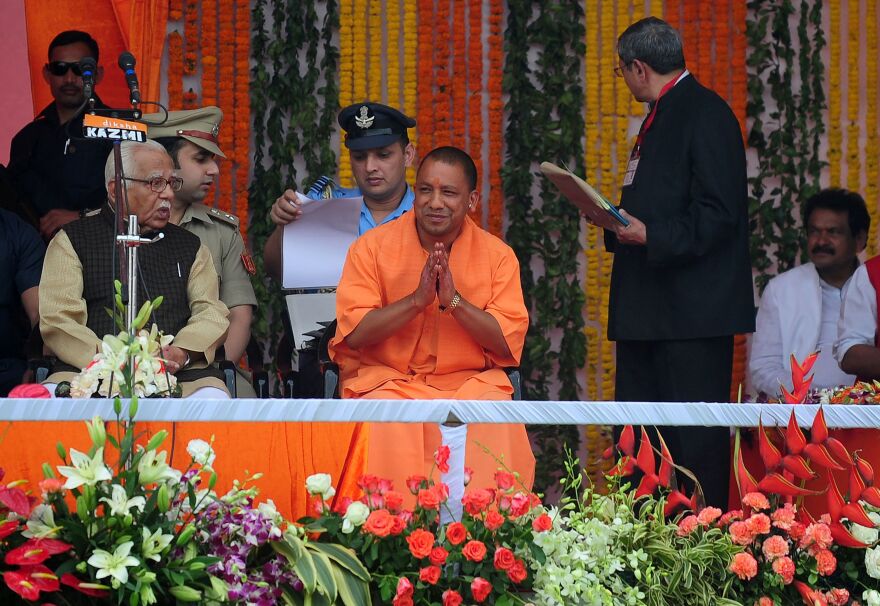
[{"left": 606, "top": 75, "right": 755, "bottom": 341}]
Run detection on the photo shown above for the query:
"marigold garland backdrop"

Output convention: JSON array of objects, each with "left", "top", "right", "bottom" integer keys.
[{"left": 13, "top": 0, "right": 880, "bottom": 493}]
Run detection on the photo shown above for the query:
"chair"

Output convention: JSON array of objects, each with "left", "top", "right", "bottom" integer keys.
[{"left": 317, "top": 320, "right": 522, "bottom": 400}]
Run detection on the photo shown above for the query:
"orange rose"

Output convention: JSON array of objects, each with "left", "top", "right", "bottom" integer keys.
[
  {"left": 493, "top": 547, "right": 515, "bottom": 571},
  {"left": 419, "top": 565, "right": 441, "bottom": 585},
  {"left": 418, "top": 488, "right": 440, "bottom": 511},
  {"left": 442, "top": 589, "right": 463, "bottom": 606},
  {"left": 390, "top": 515, "right": 407, "bottom": 536},
  {"left": 406, "top": 529, "right": 435, "bottom": 559},
  {"left": 463, "top": 489, "right": 494, "bottom": 516},
  {"left": 445, "top": 522, "right": 467, "bottom": 546},
  {"left": 470, "top": 577, "right": 492, "bottom": 603},
  {"left": 532, "top": 513, "right": 552, "bottom": 532},
  {"left": 363, "top": 509, "right": 394, "bottom": 537},
  {"left": 385, "top": 491, "right": 405, "bottom": 513},
  {"left": 462, "top": 540, "right": 487, "bottom": 562},
  {"left": 429, "top": 546, "right": 448, "bottom": 566},
  {"left": 484, "top": 511, "right": 505, "bottom": 531},
  {"left": 507, "top": 559, "right": 527, "bottom": 584},
  {"left": 494, "top": 470, "right": 515, "bottom": 491}
]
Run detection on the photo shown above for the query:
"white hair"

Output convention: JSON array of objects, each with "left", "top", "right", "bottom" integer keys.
[{"left": 104, "top": 139, "right": 169, "bottom": 191}]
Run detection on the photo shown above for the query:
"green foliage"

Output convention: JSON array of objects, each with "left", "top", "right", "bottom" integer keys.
[
  {"left": 503, "top": 0, "right": 586, "bottom": 495},
  {"left": 531, "top": 451, "right": 743, "bottom": 606},
  {"left": 746, "top": 0, "right": 825, "bottom": 292},
  {"left": 250, "top": 0, "right": 339, "bottom": 363}
]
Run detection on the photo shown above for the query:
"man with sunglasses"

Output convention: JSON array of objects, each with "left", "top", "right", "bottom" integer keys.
[
  {"left": 8, "top": 30, "right": 112, "bottom": 241},
  {"left": 39, "top": 140, "right": 230, "bottom": 398}
]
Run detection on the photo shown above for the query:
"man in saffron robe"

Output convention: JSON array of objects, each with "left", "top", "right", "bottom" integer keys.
[{"left": 330, "top": 146, "right": 535, "bottom": 492}]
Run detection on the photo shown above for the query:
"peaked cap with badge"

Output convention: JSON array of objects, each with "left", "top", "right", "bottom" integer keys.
[
  {"left": 144, "top": 106, "right": 226, "bottom": 158},
  {"left": 338, "top": 102, "right": 416, "bottom": 150}
]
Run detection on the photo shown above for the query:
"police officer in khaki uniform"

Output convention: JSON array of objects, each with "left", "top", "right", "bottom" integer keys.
[{"left": 145, "top": 106, "right": 258, "bottom": 395}]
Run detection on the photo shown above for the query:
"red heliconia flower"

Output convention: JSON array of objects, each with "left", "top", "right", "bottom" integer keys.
[
  {"left": 781, "top": 454, "right": 815, "bottom": 481},
  {"left": 793, "top": 580, "right": 828, "bottom": 606},
  {"left": 635, "top": 427, "right": 655, "bottom": 476},
  {"left": 757, "top": 472, "right": 820, "bottom": 498},
  {"left": 656, "top": 431, "right": 675, "bottom": 488},
  {"left": 618, "top": 425, "right": 635, "bottom": 456},
  {"left": 791, "top": 352, "right": 819, "bottom": 388},
  {"left": 663, "top": 490, "right": 692, "bottom": 517},
  {"left": 735, "top": 442, "right": 759, "bottom": 497},
  {"left": 855, "top": 454, "right": 875, "bottom": 484},
  {"left": 782, "top": 352, "right": 818, "bottom": 404},
  {"left": 785, "top": 411, "right": 807, "bottom": 455},
  {"left": 757, "top": 418, "right": 783, "bottom": 470},
  {"left": 61, "top": 573, "right": 110, "bottom": 598}
]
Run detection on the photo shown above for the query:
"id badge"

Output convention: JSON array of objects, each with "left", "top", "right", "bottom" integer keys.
[{"left": 622, "top": 158, "right": 639, "bottom": 187}]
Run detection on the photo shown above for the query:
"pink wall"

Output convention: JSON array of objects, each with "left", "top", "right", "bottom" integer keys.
[{"left": 0, "top": 0, "right": 33, "bottom": 165}]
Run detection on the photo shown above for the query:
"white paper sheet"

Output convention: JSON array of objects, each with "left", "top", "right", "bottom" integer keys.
[{"left": 281, "top": 193, "right": 362, "bottom": 289}]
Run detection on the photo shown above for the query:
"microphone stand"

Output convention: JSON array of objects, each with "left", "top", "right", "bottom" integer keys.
[{"left": 110, "top": 142, "right": 163, "bottom": 374}]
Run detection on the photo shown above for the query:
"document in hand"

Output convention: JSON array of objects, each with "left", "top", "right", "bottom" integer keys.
[
  {"left": 282, "top": 193, "right": 362, "bottom": 347},
  {"left": 281, "top": 192, "right": 362, "bottom": 289},
  {"left": 540, "top": 161, "right": 629, "bottom": 229}
]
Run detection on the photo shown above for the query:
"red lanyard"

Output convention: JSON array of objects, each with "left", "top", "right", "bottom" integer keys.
[{"left": 632, "top": 75, "right": 680, "bottom": 158}]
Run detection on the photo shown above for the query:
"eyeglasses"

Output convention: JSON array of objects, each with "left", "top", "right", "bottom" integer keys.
[
  {"left": 613, "top": 62, "right": 633, "bottom": 78},
  {"left": 123, "top": 176, "right": 184, "bottom": 193},
  {"left": 46, "top": 61, "right": 84, "bottom": 77}
]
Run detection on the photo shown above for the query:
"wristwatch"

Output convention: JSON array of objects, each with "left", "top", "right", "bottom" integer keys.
[
  {"left": 440, "top": 292, "right": 462, "bottom": 314},
  {"left": 182, "top": 352, "right": 191, "bottom": 368}
]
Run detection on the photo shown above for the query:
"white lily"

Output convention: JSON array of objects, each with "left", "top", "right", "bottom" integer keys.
[
  {"left": 137, "top": 449, "right": 180, "bottom": 485},
  {"left": 57, "top": 447, "right": 113, "bottom": 489},
  {"left": 88, "top": 541, "right": 140, "bottom": 585},
  {"left": 141, "top": 526, "right": 174, "bottom": 562},
  {"left": 21, "top": 504, "right": 61, "bottom": 539},
  {"left": 100, "top": 484, "right": 146, "bottom": 517}
]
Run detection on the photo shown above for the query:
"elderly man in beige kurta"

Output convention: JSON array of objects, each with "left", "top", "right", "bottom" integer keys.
[{"left": 39, "top": 140, "right": 229, "bottom": 397}]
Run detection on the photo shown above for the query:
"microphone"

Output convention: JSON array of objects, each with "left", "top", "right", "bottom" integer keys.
[
  {"left": 117, "top": 51, "right": 141, "bottom": 105},
  {"left": 79, "top": 57, "right": 97, "bottom": 102}
]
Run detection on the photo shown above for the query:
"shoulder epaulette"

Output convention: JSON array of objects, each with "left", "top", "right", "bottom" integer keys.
[
  {"left": 307, "top": 175, "right": 336, "bottom": 199},
  {"left": 82, "top": 208, "right": 102, "bottom": 218},
  {"left": 207, "top": 206, "right": 240, "bottom": 227}
]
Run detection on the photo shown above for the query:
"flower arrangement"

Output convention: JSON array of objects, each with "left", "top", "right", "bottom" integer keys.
[
  {"left": 0, "top": 406, "right": 369, "bottom": 604},
  {"left": 300, "top": 446, "right": 547, "bottom": 605},
  {"left": 531, "top": 450, "right": 742, "bottom": 606},
  {"left": 65, "top": 285, "right": 180, "bottom": 398},
  {"left": 0, "top": 412, "right": 224, "bottom": 604}
]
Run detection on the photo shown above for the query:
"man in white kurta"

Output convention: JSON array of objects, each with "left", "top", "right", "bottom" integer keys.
[{"left": 749, "top": 189, "right": 868, "bottom": 396}]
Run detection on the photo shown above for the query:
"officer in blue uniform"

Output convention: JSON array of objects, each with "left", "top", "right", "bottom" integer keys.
[{"left": 263, "top": 102, "right": 416, "bottom": 280}]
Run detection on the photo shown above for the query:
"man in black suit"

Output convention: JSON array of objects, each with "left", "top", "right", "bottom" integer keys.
[{"left": 606, "top": 17, "right": 754, "bottom": 508}]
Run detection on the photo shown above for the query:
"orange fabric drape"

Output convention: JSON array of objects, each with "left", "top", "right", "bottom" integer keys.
[
  {"left": 23, "top": 0, "right": 165, "bottom": 116},
  {"left": 111, "top": 0, "right": 168, "bottom": 106}
]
